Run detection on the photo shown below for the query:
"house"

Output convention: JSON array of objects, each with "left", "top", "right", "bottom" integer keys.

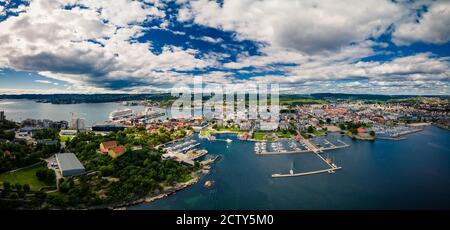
[
  {"left": 238, "top": 132, "right": 251, "bottom": 140},
  {"left": 357, "top": 127, "right": 366, "bottom": 133},
  {"left": 100, "top": 140, "right": 126, "bottom": 158},
  {"left": 108, "top": 145, "right": 126, "bottom": 158},
  {"left": 100, "top": 141, "right": 118, "bottom": 153}
]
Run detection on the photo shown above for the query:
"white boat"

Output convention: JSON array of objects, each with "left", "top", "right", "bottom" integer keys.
[
  {"left": 226, "top": 139, "right": 232, "bottom": 143},
  {"left": 109, "top": 109, "right": 134, "bottom": 120}
]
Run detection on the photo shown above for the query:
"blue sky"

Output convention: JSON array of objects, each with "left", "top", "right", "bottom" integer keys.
[{"left": 0, "top": 0, "right": 449, "bottom": 95}]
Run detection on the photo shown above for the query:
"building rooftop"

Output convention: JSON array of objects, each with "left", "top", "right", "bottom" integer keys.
[
  {"left": 56, "top": 153, "right": 85, "bottom": 172},
  {"left": 101, "top": 140, "right": 118, "bottom": 149}
]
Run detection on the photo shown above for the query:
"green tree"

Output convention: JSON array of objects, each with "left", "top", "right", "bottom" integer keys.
[
  {"left": 14, "top": 183, "right": 22, "bottom": 191},
  {"left": 2, "top": 181, "right": 10, "bottom": 190},
  {"left": 35, "top": 191, "right": 47, "bottom": 200},
  {"left": 9, "top": 193, "right": 18, "bottom": 199},
  {"left": 99, "top": 165, "right": 113, "bottom": 177},
  {"left": 22, "top": 184, "right": 30, "bottom": 193},
  {"left": 369, "top": 131, "right": 376, "bottom": 137}
]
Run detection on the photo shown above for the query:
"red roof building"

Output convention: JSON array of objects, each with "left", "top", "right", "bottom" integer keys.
[{"left": 100, "top": 141, "right": 118, "bottom": 153}]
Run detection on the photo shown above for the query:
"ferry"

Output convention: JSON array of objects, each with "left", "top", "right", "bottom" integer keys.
[{"left": 109, "top": 109, "right": 134, "bottom": 120}]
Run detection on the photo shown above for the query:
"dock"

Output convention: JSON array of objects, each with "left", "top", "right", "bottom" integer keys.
[
  {"left": 272, "top": 167, "right": 342, "bottom": 178},
  {"left": 257, "top": 149, "right": 311, "bottom": 155}
]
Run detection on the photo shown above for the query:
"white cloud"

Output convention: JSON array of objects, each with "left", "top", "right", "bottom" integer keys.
[
  {"left": 179, "top": 0, "right": 405, "bottom": 54},
  {"left": 34, "top": 80, "right": 53, "bottom": 84},
  {"left": 0, "top": 0, "right": 215, "bottom": 91},
  {"left": 393, "top": 1, "right": 450, "bottom": 45},
  {"left": 0, "top": 0, "right": 449, "bottom": 95}
]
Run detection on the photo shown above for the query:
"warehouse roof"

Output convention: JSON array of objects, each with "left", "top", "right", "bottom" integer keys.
[{"left": 56, "top": 153, "right": 85, "bottom": 172}]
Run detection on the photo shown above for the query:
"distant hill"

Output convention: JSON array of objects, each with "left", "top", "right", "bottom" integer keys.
[
  {"left": 0, "top": 93, "right": 174, "bottom": 104},
  {"left": 0, "top": 93, "right": 448, "bottom": 104}
]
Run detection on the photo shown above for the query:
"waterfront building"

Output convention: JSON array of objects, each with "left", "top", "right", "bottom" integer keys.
[
  {"left": 71, "top": 117, "right": 86, "bottom": 131},
  {"left": 0, "top": 111, "right": 5, "bottom": 121},
  {"left": 92, "top": 123, "right": 126, "bottom": 132},
  {"left": 21, "top": 119, "right": 68, "bottom": 129},
  {"left": 55, "top": 153, "right": 85, "bottom": 177},
  {"left": 357, "top": 127, "right": 366, "bottom": 133}
]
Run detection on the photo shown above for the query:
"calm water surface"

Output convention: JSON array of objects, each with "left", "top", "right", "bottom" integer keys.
[{"left": 0, "top": 99, "right": 146, "bottom": 126}]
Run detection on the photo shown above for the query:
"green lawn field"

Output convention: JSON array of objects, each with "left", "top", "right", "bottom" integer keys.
[{"left": 0, "top": 165, "right": 52, "bottom": 191}]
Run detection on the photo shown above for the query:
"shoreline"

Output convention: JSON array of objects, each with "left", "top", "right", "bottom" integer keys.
[
  {"left": 108, "top": 173, "right": 201, "bottom": 210},
  {"left": 346, "top": 132, "right": 375, "bottom": 141},
  {"left": 106, "top": 156, "right": 218, "bottom": 210}
]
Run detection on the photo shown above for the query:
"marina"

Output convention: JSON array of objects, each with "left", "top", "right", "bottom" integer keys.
[
  {"left": 255, "top": 137, "right": 349, "bottom": 155},
  {"left": 162, "top": 137, "right": 210, "bottom": 166},
  {"left": 271, "top": 138, "right": 343, "bottom": 178},
  {"left": 371, "top": 124, "right": 425, "bottom": 139}
]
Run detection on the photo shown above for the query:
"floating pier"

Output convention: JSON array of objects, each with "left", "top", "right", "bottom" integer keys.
[{"left": 272, "top": 167, "right": 342, "bottom": 178}]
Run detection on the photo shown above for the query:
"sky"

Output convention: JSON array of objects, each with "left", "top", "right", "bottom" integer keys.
[{"left": 0, "top": 0, "right": 449, "bottom": 95}]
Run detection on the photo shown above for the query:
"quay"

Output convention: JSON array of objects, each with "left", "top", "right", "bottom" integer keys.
[{"left": 258, "top": 149, "right": 311, "bottom": 155}]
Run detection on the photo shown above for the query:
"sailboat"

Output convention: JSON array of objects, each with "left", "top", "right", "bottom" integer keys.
[{"left": 290, "top": 161, "right": 294, "bottom": 175}]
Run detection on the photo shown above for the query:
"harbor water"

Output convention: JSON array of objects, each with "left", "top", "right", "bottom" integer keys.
[{"left": 131, "top": 126, "right": 450, "bottom": 210}]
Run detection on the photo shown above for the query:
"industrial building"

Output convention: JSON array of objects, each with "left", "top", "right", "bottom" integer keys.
[
  {"left": 92, "top": 123, "right": 126, "bottom": 132},
  {"left": 55, "top": 153, "right": 85, "bottom": 177}
]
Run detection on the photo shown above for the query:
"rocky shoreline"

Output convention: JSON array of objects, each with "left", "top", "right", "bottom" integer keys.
[
  {"left": 109, "top": 172, "right": 201, "bottom": 210},
  {"left": 108, "top": 156, "right": 218, "bottom": 210}
]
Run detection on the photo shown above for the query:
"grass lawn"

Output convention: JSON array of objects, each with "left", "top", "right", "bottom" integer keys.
[
  {"left": 214, "top": 126, "right": 243, "bottom": 133},
  {"left": 199, "top": 130, "right": 212, "bottom": 138},
  {"left": 0, "top": 165, "right": 52, "bottom": 191},
  {"left": 313, "top": 130, "right": 327, "bottom": 136},
  {"left": 59, "top": 135, "right": 72, "bottom": 142}
]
